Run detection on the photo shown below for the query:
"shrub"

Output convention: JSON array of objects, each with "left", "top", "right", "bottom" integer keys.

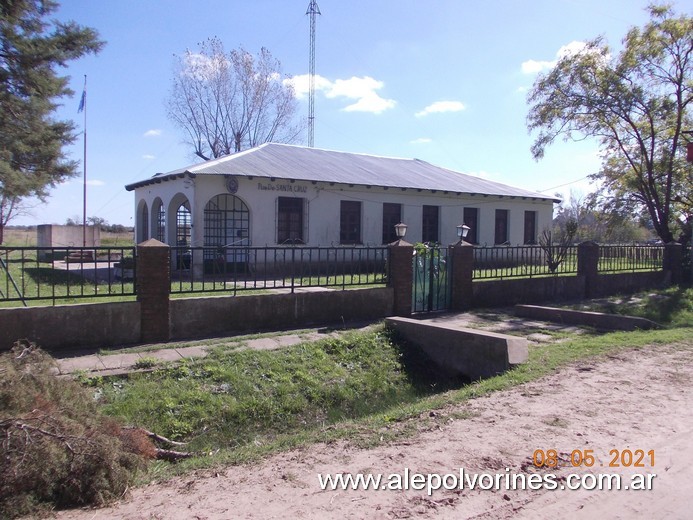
[{"left": 0, "top": 341, "right": 154, "bottom": 518}]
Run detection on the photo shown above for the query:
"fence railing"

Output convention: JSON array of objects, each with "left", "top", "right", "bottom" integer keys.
[
  {"left": 0, "top": 242, "right": 669, "bottom": 306},
  {"left": 0, "top": 247, "right": 136, "bottom": 306},
  {"left": 598, "top": 244, "right": 665, "bottom": 273},
  {"left": 169, "top": 245, "right": 388, "bottom": 294},
  {"left": 472, "top": 245, "right": 579, "bottom": 280}
]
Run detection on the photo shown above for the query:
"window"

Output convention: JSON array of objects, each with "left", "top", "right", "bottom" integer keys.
[
  {"left": 422, "top": 205, "right": 439, "bottom": 243},
  {"left": 524, "top": 211, "right": 537, "bottom": 244},
  {"left": 382, "top": 203, "right": 402, "bottom": 243},
  {"left": 463, "top": 207, "right": 479, "bottom": 244},
  {"left": 340, "top": 201, "right": 361, "bottom": 244},
  {"left": 277, "top": 197, "right": 305, "bottom": 244},
  {"left": 494, "top": 209, "right": 509, "bottom": 244},
  {"left": 204, "top": 194, "right": 250, "bottom": 249}
]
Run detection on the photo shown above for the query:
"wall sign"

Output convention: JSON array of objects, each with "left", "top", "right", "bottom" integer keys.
[{"left": 257, "top": 182, "right": 308, "bottom": 193}]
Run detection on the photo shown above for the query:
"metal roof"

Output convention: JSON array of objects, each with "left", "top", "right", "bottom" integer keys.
[{"left": 125, "top": 143, "right": 558, "bottom": 201}]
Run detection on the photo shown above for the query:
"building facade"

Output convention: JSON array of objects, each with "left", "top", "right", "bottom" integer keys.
[{"left": 126, "top": 143, "right": 557, "bottom": 253}]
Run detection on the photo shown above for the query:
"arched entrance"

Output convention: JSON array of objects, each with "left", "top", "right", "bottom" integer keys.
[
  {"left": 203, "top": 194, "right": 250, "bottom": 272},
  {"left": 137, "top": 200, "right": 149, "bottom": 243},
  {"left": 175, "top": 201, "right": 192, "bottom": 269}
]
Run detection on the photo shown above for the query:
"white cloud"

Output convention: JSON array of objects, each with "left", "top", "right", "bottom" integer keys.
[
  {"left": 415, "top": 101, "right": 466, "bottom": 118},
  {"left": 285, "top": 74, "right": 396, "bottom": 114},
  {"left": 143, "top": 129, "right": 162, "bottom": 138},
  {"left": 86, "top": 179, "right": 105, "bottom": 187},
  {"left": 521, "top": 60, "right": 555, "bottom": 74},
  {"left": 142, "top": 154, "right": 156, "bottom": 160},
  {"left": 521, "top": 41, "right": 589, "bottom": 74},
  {"left": 557, "top": 41, "right": 589, "bottom": 59},
  {"left": 410, "top": 137, "right": 432, "bottom": 144}
]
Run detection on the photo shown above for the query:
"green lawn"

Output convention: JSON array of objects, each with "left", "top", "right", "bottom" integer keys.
[{"left": 78, "top": 287, "right": 692, "bottom": 478}]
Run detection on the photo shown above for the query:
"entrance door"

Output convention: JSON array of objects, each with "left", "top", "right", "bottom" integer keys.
[{"left": 412, "top": 245, "right": 451, "bottom": 313}]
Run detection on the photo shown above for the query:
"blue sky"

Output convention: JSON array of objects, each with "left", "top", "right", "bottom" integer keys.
[{"left": 17, "top": 0, "right": 669, "bottom": 227}]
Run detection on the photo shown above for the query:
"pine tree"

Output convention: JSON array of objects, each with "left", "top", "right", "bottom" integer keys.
[{"left": 0, "top": 0, "right": 103, "bottom": 243}]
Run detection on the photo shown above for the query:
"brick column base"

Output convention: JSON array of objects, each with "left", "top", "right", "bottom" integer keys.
[{"left": 136, "top": 239, "right": 171, "bottom": 343}]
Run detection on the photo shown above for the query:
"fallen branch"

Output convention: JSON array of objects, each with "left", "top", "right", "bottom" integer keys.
[
  {"left": 123, "top": 426, "right": 188, "bottom": 447},
  {"left": 155, "top": 448, "right": 194, "bottom": 462}
]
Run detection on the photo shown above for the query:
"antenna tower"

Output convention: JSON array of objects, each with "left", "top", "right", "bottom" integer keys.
[{"left": 306, "top": 0, "right": 320, "bottom": 147}]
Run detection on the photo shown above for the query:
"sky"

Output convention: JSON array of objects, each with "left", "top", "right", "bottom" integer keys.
[{"left": 14, "top": 0, "right": 676, "bottom": 227}]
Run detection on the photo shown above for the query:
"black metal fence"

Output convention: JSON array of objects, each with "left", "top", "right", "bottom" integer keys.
[
  {"left": 598, "top": 245, "right": 665, "bottom": 273},
  {"left": 170, "top": 245, "right": 388, "bottom": 294},
  {"left": 0, "top": 247, "right": 136, "bottom": 306},
  {"left": 0, "top": 242, "right": 669, "bottom": 307},
  {"left": 472, "top": 244, "right": 665, "bottom": 280},
  {"left": 472, "top": 245, "right": 579, "bottom": 280}
]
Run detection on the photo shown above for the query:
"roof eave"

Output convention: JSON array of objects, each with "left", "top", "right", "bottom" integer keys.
[{"left": 125, "top": 172, "right": 195, "bottom": 191}]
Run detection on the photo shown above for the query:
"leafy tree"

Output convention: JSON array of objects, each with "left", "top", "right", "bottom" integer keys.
[
  {"left": 0, "top": 0, "right": 103, "bottom": 244},
  {"left": 555, "top": 189, "right": 652, "bottom": 243},
  {"left": 166, "top": 38, "right": 303, "bottom": 161},
  {"left": 527, "top": 4, "right": 692, "bottom": 244}
]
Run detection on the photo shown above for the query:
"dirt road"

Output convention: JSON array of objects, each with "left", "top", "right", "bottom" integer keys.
[{"left": 57, "top": 341, "right": 693, "bottom": 519}]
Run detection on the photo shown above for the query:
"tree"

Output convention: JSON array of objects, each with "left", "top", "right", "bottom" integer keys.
[
  {"left": 527, "top": 4, "right": 692, "bottom": 244},
  {"left": 554, "top": 189, "right": 652, "bottom": 243},
  {"left": 0, "top": 0, "right": 104, "bottom": 244},
  {"left": 167, "top": 38, "right": 303, "bottom": 161}
]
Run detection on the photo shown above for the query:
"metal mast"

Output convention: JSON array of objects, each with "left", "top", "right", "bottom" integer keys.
[{"left": 306, "top": 1, "right": 320, "bottom": 147}]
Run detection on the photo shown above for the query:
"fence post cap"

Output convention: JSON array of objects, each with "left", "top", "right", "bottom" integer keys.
[
  {"left": 137, "top": 238, "right": 169, "bottom": 249},
  {"left": 388, "top": 239, "right": 412, "bottom": 247},
  {"left": 449, "top": 240, "right": 474, "bottom": 248}
]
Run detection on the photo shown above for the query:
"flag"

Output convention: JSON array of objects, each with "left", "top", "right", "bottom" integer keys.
[{"left": 78, "top": 77, "right": 86, "bottom": 113}]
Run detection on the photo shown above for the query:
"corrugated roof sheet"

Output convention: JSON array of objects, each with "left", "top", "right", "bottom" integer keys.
[{"left": 126, "top": 143, "right": 557, "bottom": 200}]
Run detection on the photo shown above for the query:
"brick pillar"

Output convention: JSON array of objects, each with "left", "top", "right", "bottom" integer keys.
[
  {"left": 136, "top": 239, "right": 171, "bottom": 343},
  {"left": 388, "top": 240, "right": 414, "bottom": 317},
  {"left": 577, "top": 241, "right": 599, "bottom": 298},
  {"left": 449, "top": 241, "right": 474, "bottom": 311},
  {"left": 663, "top": 242, "right": 683, "bottom": 284}
]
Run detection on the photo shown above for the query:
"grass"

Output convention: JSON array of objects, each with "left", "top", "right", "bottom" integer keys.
[
  {"left": 2, "top": 228, "right": 134, "bottom": 248},
  {"left": 566, "top": 287, "right": 693, "bottom": 328},
  {"left": 99, "top": 328, "right": 441, "bottom": 450},
  {"left": 79, "top": 289, "right": 692, "bottom": 479}
]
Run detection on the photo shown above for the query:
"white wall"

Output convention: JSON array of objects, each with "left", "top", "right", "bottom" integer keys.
[{"left": 132, "top": 175, "right": 554, "bottom": 247}]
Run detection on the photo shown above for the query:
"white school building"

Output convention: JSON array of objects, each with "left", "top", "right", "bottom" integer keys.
[{"left": 125, "top": 143, "right": 557, "bottom": 252}]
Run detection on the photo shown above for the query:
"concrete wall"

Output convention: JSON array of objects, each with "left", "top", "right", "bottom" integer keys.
[
  {"left": 37, "top": 224, "right": 100, "bottom": 248},
  {"left": 170, "top": 287, "right": 393, "bottom": 340},
  {"left": 471, "top": 270, "right": 668, "bottom": 308},
  {"left": 0, "top": 288, "right": 393, "bottom": 352},
  {"left": 473, "top": 276, "right": 586, "bottom": 308},
  {"left": 590, "top": 271, "right": 669, "bottom": 298},
  {"left": 0, "top": 302, "right": 140, "bottom": 352}
]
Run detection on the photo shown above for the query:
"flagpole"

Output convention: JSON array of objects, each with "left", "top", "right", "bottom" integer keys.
[{"left": 81, "top": 75, "right": 87, "bottom": 247}]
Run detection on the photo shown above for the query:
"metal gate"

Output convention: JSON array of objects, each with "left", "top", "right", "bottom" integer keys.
[{"left": 412, "top": 245, "right": 451, "bottom": 313}]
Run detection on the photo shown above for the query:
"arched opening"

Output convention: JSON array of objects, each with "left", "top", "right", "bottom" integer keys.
[
  {"left": 203, "top": 194, "right": 250, "bottom": 272},
  {"left": 175, "top": 201, "right": 192, "bottom": 269},
  {"left": 137, "top": 200, "right": 149, "bottom": 243},
  {"left": 152, "top": 198, "right": 165, "bottom": 243}
]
